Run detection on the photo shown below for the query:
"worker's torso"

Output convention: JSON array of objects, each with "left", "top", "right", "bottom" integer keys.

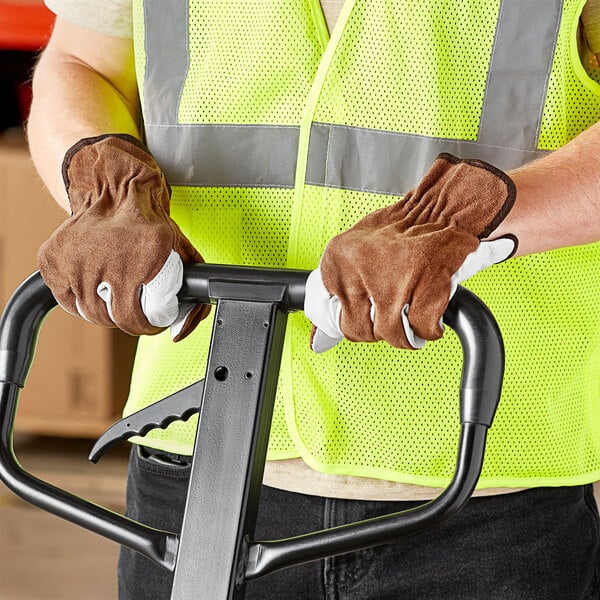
[{"left": 125, "top": 0, "right": 600, "bottom": 498}]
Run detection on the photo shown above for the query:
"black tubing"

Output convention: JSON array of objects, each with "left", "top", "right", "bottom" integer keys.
[
  {"left": 0, "top": 272, "right": 177, "bottom": 569},
  {"left": 0, "top": 266, "right": 504, "bottom": 581},
  {"left": 245, "top": 421, "right": 488, "bottom": 579}
]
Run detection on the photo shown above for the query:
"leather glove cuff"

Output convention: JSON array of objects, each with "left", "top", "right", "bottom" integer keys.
[
  {"left": 61, "top": 133, "right": 169, "bottom": 215},
  {"left": 402, "top": 152, "right": 517, "bottom": 240}
]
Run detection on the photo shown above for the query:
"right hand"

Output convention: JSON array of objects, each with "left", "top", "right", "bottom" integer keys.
[{"left": 37, "top": 134, "right": 210, "bottom": 341}]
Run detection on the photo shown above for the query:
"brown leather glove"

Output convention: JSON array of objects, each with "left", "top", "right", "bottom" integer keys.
[
  {"left": 37, "top": 134, "right": 210, "bottom": 341},
  {"left": 310, "top": 153, "right": 517, "bottom": 350}
]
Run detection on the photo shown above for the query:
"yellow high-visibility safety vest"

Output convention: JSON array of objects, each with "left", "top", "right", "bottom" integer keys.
[{"left": 126, "top": 0, "right": 600, "bottom": 489}]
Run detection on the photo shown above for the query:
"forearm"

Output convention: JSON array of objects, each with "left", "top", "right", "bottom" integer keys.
[
  {"left": 27, "top": 18, "right": 140, "bottom": 211},
  {"left": 492, "top": 121, "right": 600, "bottom": 256}
]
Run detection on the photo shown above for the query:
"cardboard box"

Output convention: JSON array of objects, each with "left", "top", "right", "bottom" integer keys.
[{"left": 0, "top": 134, "right": 137, "bottom": 437}]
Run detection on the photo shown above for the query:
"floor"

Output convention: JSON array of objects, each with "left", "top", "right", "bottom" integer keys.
[{"left": 0, "top": 433, "right": 130, "bottom": 600}]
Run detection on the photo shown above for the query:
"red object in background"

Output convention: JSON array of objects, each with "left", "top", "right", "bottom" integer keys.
[
  {"left": 16, "top": 78, "right": 32, "bottom": 120},
  {"left": 0, "top": 2, "right": 55, "bottom": 51}
]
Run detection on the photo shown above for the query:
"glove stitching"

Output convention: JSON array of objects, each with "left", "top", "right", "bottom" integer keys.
[{"left": 144, "top": 251, "right": 176, "bottom": 294}]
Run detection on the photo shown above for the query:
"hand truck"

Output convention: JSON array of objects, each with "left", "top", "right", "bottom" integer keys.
[{"left": 0, "top": 264, "right": 504, "bottom": 599}]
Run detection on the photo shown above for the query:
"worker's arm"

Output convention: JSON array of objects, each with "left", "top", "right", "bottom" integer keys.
[
  {"left": 27, "top": 16, "right": 140, "bottom": 211},
  {"left": 494, "top": 0, "right": 600, "bottom": 255},
  {"left": 28, "top": 17, "right": 209, "bottom": 341},
  {"left": 493, "top": 123, "right": 600, "bottom": 256}
]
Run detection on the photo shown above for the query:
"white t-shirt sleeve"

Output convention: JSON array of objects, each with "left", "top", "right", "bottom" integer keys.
[{"left": 44, "top": 0, "right": 133, "bottom": 39}]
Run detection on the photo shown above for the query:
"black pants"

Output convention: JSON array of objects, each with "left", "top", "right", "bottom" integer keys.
[{"left": 119, "top": 446, "right": 600, "bottom": 600}]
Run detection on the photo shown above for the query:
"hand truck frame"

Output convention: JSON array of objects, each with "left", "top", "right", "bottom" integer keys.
[{"left": 0, "top": 265, "right": 504, "bottom": 599}]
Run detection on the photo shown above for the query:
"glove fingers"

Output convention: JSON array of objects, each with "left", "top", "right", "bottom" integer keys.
[
  {"left": 370, "top": 295, "right": 413, "bottom": 349},
  {"left": 408, "top": 278, "right": 452, "bottom": 342},
  {"left": 324, "top": 270, "right": 375, "bottom": 342},
  {"left": 338, "top": 292, "right": 376, "bottom": 342},
  {"left": 53, "top": 287, "right": 83, "bottom": 321},
  {"left": 105, "top": 283, "right": 163, "bottom": 336},
  {"left": 65, "top": 280, "right": 115, "bottom": 328},
  {"left": 304, "top": 269, "right": 344, "bottom": 352},
  {"left": 401, "top": 304, "right": 427, "bottom": 349},
  {"left": 140, "top": 250, "right": 183, "bottom": 327},
  {"left": 304, "top": 269, "right": 343, "bottom": 337},
  {"left": 405, "top": 227, "right": 479, "bottom": 341},
  {"left": 311, "top": 325, "right": 344, "bottom": 353},
  {"left": 92, "top": 251, "right": 182, "bottom": 336},
  {"left": 369, "top": 297, "right": 428, "bottom": 350}
]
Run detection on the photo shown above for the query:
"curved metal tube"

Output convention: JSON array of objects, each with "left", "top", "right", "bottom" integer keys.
[
  {"left": 0, "top": 272, "right": 178, "bottom": 570},
  {"left": 0, "top": 271, "right": 57, "bottom": 387},
  {"left": 0, "top": 383, "right": 178, "bottom": 570},
  {"left": 0, "top": 266, "right": 504, "bottom": 581},
  {"left": 246, "top": 422, "right": 487, "bottom": 579},
  {"left": 245, "top": 283, "right": 504, "bottom": 579}
]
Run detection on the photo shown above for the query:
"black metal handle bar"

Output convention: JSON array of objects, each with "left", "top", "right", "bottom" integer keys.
[
  {"left": 0, "top": 265, "right": 504, "bottom": 598},
  {"left": 180, "top": 262, "right": 503, "bottom": 428}
]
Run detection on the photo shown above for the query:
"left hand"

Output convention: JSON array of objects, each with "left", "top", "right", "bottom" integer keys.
[
  {"left": 304, "top": 153, "right": 517, "bottom": 352},
  {"left": 305, "top": 238, "right": 515, "bottom": 352}
]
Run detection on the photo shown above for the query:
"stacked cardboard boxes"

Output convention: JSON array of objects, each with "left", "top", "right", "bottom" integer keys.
[{"left": 0, "top": 134, "right": 137, "bottom": 437}]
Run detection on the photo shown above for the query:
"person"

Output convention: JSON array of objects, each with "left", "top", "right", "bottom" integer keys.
[{"left": 27, "top": 0, "right": 600, "bottom": 598}]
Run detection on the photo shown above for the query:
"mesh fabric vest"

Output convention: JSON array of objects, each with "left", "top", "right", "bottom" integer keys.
[{"left": 126, "top": 0, "right": 600, "bottom": 489}]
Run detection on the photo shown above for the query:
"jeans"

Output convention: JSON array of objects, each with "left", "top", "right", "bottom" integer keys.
[{"left": 118, "top": 446, "right": 600, "bottom": 600}]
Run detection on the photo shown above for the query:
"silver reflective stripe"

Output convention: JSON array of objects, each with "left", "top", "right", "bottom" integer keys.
[
  {"left": 305, "top": 0, "right": 561, "bottom": 195},
  {"left": 305, "top": 123, "right": 548, "bottom": 195},
  {"left": 142, "top": 1, "right": 300, "bottom": 188},
  {"left": 146, "top": 124, "right": 300, "bottom": 188},
  {"left": 143, "top": 0, "right": 188, "bottom": 125},
  {"left": 141, "top": 0, "right": 557, "bottom": 193},
  {"left": 146, "top": 121, "right": 548, "bottom": 191},
  {"left": 478, "top": 0, "right": 562, "bottom": 150}
]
